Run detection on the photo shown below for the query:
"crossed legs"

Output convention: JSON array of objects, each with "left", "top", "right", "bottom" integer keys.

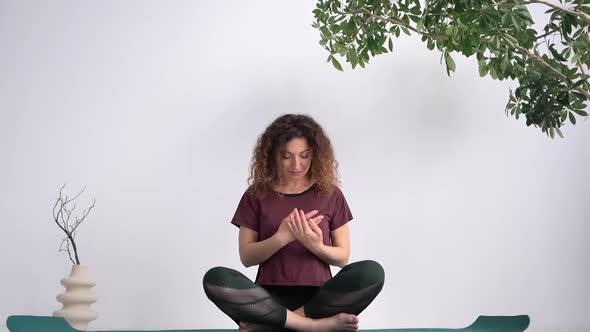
[{"left": 203, "top": 260, "right": 384, "bottom": 331}]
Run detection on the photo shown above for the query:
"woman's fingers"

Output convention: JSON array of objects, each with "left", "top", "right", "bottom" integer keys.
[
  {"left": 309, "top": 218, "right": 323, "bottom": 236},
  {"left": 300, "top": 209, "right": 317, "bottom": 235},
  {"left": 288, "top": 209, "right": 324, "bottom": 242},
  {"left": 287, "top": 217, "right": 295, "bottom": 234},
  {"left": 300, "top": 210, "right": 313, "bottom": 233},
  {"left": 304, "top": 209, "right": 319, "bottom": 220},
  {"left": 310, "top": 215, "right": 324, "bottom": 225},
  {"left": 291, "top": 209, "right": 304, "bottom": 235}
]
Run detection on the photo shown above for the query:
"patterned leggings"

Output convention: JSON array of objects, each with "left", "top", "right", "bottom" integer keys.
[{"left": 202, "top": 260, "right": 385, "bottom": 328}]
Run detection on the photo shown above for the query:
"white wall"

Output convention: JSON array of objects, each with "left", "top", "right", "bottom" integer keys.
[{"left": 1, "top": 1, "right": 588, "bottom": 331}]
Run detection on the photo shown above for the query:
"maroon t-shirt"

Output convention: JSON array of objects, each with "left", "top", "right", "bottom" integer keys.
[{"left": 231, "top": 184, "right": 353, "bottom": 286}]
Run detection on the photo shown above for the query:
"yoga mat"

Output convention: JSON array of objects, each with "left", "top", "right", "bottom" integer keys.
[{"left": 7, "top": 315, "right": 529, "bottom": 332}]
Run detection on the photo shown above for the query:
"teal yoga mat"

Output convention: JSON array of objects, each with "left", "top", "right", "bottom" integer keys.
[{"left": 7, "top": 315, "right": 529, "bottom": 332}]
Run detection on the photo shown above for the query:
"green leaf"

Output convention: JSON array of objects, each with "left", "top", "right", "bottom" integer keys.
[
  {"left": 502, "top": 13, "right": 512, "bottom": 27},
  {"left": 427, "top": 38, "right": 435, "bottom": 50},
  {"left": 445, "top": 52, "right": 456, "bottom": 76},
  {"left": 511, "top": 14, "right": 522, "bottom": 31},
  {"left": 549, "top": 44, "right": 567, "bottom": 61},
  {"left": 331, "top": 56, "right": 343, "bottom": 71},
  {"left": 341, "top": 19, "right": 356, "bottom": 35},
  {"left": 573, "top": 91, "right": 586, "bottom": 100},
  {"left": 490, "top": 65, "right": 498, "bottom": 79},
  {"left": 569, "top": 111, "right": 576, "bottom": 124},
  {"left": 388, "top": 37, "right": 393, "bottom": 52},
  {"left": 503, "top": 34, "right": 518, "bottom": 47},
  {"left": 417, "top": 18, "right": 424, "bottom": 32},
  {"left": 479, "top": 61, "right": 489, "bottom": 77},
  {"left": 526, "top": 71, "right": 541, "bottom": 81},
  {"left": 572, "top": 79, "right": 587, "bottom": 88},
  {"left": 500, "top": 58, "right": 508, "bottom": 72},
  {"left": 516, "top": 7, "right": 533, "bottom": 21},
  {"left": 409, "top": 14, "right": 420, "bottom": 23},
  {"left": 462, "top": 36, "right": 473, "bottom": 56},
  {"left": 572, "top": 109, "right": 589, "bottom": 116},
  {"left": 556, "top": 126, "right": 564, "bottom": 138}
]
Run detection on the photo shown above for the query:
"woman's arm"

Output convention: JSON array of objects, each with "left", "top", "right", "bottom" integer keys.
[
  {"left": 239, "top": 209, "right": 322, "bottom": 268},
  {"left": 308, "top": 223, "right": 350, "bottom": 268},
  {"left": 238, "top": 226, "right": 289, "bottom": 268}
]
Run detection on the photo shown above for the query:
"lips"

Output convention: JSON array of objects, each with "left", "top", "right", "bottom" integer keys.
[{"left": 290, "top": 171, "right": 302, "bottom": 176}]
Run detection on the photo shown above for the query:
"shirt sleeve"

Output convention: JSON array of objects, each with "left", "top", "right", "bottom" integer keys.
[
  {"left": 330, "top": 187, "right": 353, "bottom": 231},
  {"left": 230, "top": 190, "right": 261, "bottom": 232}
]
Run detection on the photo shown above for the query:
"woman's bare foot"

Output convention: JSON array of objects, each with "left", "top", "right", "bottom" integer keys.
[
  {"left": 286, "top": 311, "right": 359, "bottom": 332},
  {"left": 309, "top": 313, "right": 359, "bottom": 332}
]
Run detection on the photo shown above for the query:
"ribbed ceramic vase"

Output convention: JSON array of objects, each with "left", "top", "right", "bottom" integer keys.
[{"left": 53, "top": 265, "right": 97, "bottom": 330}]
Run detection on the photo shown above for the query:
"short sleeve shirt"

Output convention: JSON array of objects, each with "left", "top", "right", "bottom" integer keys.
[{"left": 231, "top": 184, "right": 353, "bottom": 286}]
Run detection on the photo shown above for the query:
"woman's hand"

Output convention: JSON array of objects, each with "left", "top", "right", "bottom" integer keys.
[
  {"left": 288, "top": 209, "right": 324, "bottom": 251},
  {"left": 275, "top": 209, "right": 320, "bottom": 246}
]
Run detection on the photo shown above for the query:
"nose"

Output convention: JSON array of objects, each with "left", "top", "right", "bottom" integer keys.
[{"left": 293, "top": 156, "right": 302, "bottom": 169}]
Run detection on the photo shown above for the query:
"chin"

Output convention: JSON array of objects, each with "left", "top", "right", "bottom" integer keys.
[{"left": 286, "top": 173, "right": 306, "bottom": 180}]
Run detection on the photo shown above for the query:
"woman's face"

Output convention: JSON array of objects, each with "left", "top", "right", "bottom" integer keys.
[{"left": 276, "top": 137, "right": 312, "bottom": 182}]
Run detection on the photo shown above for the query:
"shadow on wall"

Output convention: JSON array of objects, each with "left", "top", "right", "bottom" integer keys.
[
  {"left": 334, "top": 64, "right": 471, "bottom": 167},
  {"left": 392, "top": 69, "right": 470, "bottom": 161},
  {"left": 183, "top": 75, "right": 311, "bottom": 207},
  {"left": 190, "top": 76, "right": 311, "bottom": 168}
]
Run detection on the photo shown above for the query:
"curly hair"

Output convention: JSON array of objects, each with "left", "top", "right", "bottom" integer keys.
[{"left": 247, "top": 114, "right": 340, "bottom": 199}]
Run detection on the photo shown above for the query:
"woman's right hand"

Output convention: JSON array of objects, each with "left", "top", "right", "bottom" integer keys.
[{"left": 275, "top": 208, "right": 321, "bottom": 246}]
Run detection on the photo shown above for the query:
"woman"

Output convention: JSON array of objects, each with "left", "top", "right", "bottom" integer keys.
[{"left": 203, "top": 114, "right": 384, "bottom": 331}]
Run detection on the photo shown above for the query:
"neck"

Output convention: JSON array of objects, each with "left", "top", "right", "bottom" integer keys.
[{"left": 275, "top": 178, "right": 313, "bottom": 193}]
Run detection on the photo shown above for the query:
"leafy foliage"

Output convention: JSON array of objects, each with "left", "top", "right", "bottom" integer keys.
[{"left": 312, "top": 0, "right": 590, "bottom": 137}]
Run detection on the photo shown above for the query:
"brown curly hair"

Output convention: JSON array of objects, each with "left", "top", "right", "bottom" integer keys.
[{"left": 247, "top": 114, "right": 340, "bottom": 199}]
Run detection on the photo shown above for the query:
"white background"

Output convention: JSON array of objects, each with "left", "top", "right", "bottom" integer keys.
[{"left": 1, "top": 1, "right": 588, "bottom": 331}]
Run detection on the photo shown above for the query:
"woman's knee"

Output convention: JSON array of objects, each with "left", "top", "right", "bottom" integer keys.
[
  {"left": 203, "top": 266, "right": 256, "bottom": 290},
  {"left": 203, "top": 266, "right": 232, "bottom": 286},
  {"left": 346, "top": 260, "right": 385, "bottom": 285}
]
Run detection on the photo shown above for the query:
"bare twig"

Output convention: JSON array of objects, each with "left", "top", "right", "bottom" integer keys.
[
  {"left": 53, "top": 184, "right": 95, "bottom": 265},
  {"left": 536, "top": 27, "right": 560, "bottom": 40},
  {"left": 59, "top": 238, "right": 76, "bottom": 265}
]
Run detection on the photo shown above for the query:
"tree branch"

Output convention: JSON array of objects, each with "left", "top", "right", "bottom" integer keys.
[
  {"left": 514, "top": 44, "right": 590, "bottom": 98},
  {"left": 523, "top": 0, "right": 590, "bottom": 25},
  {"left": 345, "top": 8, "right": 450, "bottom": 41},
  {"left": 536, "top": 27, "right": 560, "bottom": 40},
  {"left": 575, "top": 58, "right": 590, "bottom": 91},
  {"left": 345, "top": 8, "right": 590, "bottom": 99}
]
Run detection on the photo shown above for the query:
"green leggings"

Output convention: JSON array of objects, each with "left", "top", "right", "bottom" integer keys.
[{"left": 203, "top": 260, "right": 385, "bottom": 328}]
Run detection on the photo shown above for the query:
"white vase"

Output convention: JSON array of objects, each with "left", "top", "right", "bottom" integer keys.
[{"left": 53, "top": 265, "right": 98, "bottom": 330}]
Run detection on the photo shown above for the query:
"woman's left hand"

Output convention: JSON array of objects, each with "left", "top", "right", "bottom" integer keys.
[{"left": 288, "top": 209, "right": 324, "bottom": 251}]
